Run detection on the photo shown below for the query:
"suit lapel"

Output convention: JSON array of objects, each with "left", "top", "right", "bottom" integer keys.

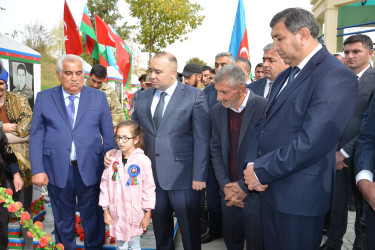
[
  {"left": 358, "top": 66, "right": 375, "bottom": 92},
  {"left": 218, "top": 106, "right": 230, "bottom": 168},
  {"left": 238, "top": 92, "right": 255, "bottom": 148},
  {"left": 146, "top": 89, "right": 156, "bottom": 131},
  {"left": 158, "top": 82, "right": 184, "bottom": 130},
  {"left": 265, "top": 46, "right": 328, "bottom": 122},
  {"left": 51, "top": 86, "right": 71, "bottom": 129},
  {"left": 74, "top": 86, "right": 89, "bottom": 129}
]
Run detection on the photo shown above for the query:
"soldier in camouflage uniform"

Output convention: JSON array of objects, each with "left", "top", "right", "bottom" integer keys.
[{"left": 85, "top": 65, "right": 125, "bottom": 127}]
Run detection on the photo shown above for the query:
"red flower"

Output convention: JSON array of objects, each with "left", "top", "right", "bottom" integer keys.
[
  {"left": 39, "top": 235, "right": 49, "bottom": 248},
  {"left": 75, "top": 223, "right": 80, "bottom": 229},
  {"left": 41, "top": 205, "right": 45, "bottom": 210},
  {"left": 79, "top": 234, "right": 84, "bottom": 241},
  {"left": 34, "top": 209, "right": 39, "bottom": 215},
  {"left": 16, "top": 201, "right": 23, "bottom": 210},
  {"left": 20, "top": 211, "right": 31, "bottom": 221},
  {"left": 105, "top": 230, "right": 110, "bottom": 237},
  {"left": 77, "top": 228, "right": 84, "bottom": 235},
  {"left": 34, "top": 221, "right": 43, "bottom": 230},
  {"left": 110, "top": 237, "right": 115, "bottom": 244},
  {"left": 56, "top": 243, "right": 64, "bottom": 250},
  {"left": 5, "top": 189, "right": 13, "bottom": 196},
  {"left": 7, "top": 203, "right": 18, "bottom": 212},
  {"left": 27, "top": 231, "right": 35, "bottom": 238},
  {"left": 75, "top": 215, "right": 81, "bottom": 223},
  {"left": 0, "top": 197, "right": 4, "bottom": 203}
]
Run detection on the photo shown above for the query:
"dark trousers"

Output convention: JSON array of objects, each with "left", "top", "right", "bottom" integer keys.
[
  {"left": 365, "top": 205, "right": 375, "bottom": 249},
  {"left": 262, "top": 199, "right": 325, "bottom": 250},
  {"left": 152, "top": 183, "right": 201, "bottom": 250},
  {"left": 0, "top": 198, "right": 8, "bottom": 249},
  {"left": 47, "top": 164, "right": 104, "bottom": 250},
  {"left": 221, "top": 193, "right": 263, "bottom": 250},
  {"left": 205, "top": 162, "right": 222, "bottom": 237},
  {"left": 326, "top": 166, "right": 365, "bottom": 249}
]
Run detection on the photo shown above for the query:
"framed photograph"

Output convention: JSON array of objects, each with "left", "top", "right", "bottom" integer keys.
[{"left": 9, "top": 61, "right": 34, "bottom": 108}]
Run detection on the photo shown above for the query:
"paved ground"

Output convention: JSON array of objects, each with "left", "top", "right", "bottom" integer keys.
[
  {"left": 9, "top": 186, "right": 358, "bottom": 249},
  {"left": 174, "top": 211, "right": 358, "bottom": 250}
]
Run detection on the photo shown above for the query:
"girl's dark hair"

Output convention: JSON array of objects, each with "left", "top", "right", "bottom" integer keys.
[{"left": 115, "top": 120, "right": 145, "bottom": 150}]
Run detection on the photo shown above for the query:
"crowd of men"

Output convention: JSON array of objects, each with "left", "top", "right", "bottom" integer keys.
[{"left": 1, "top": 6, "right": 375, "bottom": 250}]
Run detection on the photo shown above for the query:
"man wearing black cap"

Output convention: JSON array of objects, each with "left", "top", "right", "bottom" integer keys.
[
  {"left": 131, "top": 73, "right": 152, "bottom": 111},
  {"left": 181, "top": 63, "right": 203, "bottom": 89}
]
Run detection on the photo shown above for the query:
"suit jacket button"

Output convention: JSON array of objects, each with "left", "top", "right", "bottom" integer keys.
[
  {"left": 156, "top": 154, "right": 159, "bottom": 156},
  {"left": 260, "top": 130, "right": 265, "bottom": 135}
]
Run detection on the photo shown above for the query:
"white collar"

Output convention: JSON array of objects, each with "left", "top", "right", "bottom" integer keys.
[{"left": 230, "top": 88, "right": 250, "bottom": 113}]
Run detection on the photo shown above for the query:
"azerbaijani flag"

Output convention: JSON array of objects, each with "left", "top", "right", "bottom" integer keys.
[
  {"left": 229, "top": 0, "right": 250, "bottom": 60},
  {"left": 80, "top": 5, "right": 99, "bottom": 59}
]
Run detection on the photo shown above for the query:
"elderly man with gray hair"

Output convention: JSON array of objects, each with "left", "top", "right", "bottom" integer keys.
[
  {"left": 211, "top": 64, "right": 267, "bottom": 249},
  {"left": 30, "top": 54, "right": 115, "bottom": 249}
]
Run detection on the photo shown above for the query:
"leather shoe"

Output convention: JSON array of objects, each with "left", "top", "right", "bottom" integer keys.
[
  {"left": 319, "top": 243, "right": 340, "bottom": 250},
  {"left": 201, "top": 233, "right": 222, "bottom": 244}
]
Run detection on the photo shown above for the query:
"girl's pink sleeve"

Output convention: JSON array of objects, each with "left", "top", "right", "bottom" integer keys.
[
  {"left": 99, "top": 167, "right": 110, "bottom": 210},
  {"left": 141, "top": 156, "right": 156, "bottom": 211}
]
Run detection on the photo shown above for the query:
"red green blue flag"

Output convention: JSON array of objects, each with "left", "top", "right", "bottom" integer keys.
[{"left": 229, "top": 0, "right": 250, "bottom": 60}]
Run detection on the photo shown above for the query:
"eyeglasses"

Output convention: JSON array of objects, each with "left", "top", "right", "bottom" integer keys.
[{"left": 113, "top": 135, "right": 134, "bottom": 143}]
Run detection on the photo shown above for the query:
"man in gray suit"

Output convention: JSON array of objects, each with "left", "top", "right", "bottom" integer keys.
[
  {"left": 321, "top": 34, "right": 375, "bottom": 250},
  {"left": 132, "top": 52, "right": 210, "bottom": 250},
  {"left": 211, "top": 65, "right": 267, "bottom": 249},
  {"left": 248, "top": 43, "right": 288, "bottom": 98}
]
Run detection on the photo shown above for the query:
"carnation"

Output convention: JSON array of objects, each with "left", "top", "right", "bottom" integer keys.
[
  {"left": 39, "top": 236, "right": 49, "bottom": 248},
  {"left": 20, "top": 211, "right": 31, "bottom": 221},
  {"left": 7, "top": 203, "right": 18, "bottom": 212},
  {"left": 57, "top": 243, "right": 64, "bottom": 250},
  {"left": 5, "top": 189, "right": 13, "bottom": 196},
  {"left": 16, "top": 201, "right": 23, "bottom": 209},
  {"left": 27, "top": 231, "right": 35, "bottom": 238},
  {"left": 34, "top": 221, "right": 43, "bottom": 230}
]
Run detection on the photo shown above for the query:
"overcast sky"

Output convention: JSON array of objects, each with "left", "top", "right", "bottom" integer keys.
[{"left": 0, "top": 0, "right": 313, "bottom": 72}]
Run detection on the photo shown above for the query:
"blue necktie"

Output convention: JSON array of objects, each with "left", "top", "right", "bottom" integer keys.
[
  {"left": 153, "top": 92, "right": 167, "bottom": 130},
  {"left": 286, "top": 67, "right": 300, "bottom": 88},
  {"left": 67, "top": 95, "right": 76, "bottom": 128}
]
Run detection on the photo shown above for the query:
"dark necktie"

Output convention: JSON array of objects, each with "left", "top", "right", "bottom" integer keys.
[
  {"left": 286, "top": 67, "right": 300, "bottom": 88},
  {"left": 153, "top": 92, "right": 167, "bottom": 130},
  {"left": 266, "top": 81, "right": 273, "bottom": 98},
  {"left": 67, "top": 95, "right": 77, "bottom": 128}
]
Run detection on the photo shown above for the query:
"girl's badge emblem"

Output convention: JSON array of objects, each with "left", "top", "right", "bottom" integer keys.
[
  {"left": 111, "top": 161, "right": 120, "bottom": 181},
  {"left": 126, "top": 164, "right": 140, "bottom": 186}
]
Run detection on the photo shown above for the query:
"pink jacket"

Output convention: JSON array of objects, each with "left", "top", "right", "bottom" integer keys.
[{"left": 99, "top": 148, "right": 156, "bottom": 242}]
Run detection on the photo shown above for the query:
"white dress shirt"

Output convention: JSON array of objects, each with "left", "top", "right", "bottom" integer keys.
[
  {"left": 62, "top": 87, "right": 80, "bottom": 161},
  {"left": 263, "top": 79, "right": 273, "bottom": 98},
  {"left": 230, "top": 89, "right": 250, "bottom": 113},
  {"left": 151, "top": 80, "right": 178, "bottom": 117}
]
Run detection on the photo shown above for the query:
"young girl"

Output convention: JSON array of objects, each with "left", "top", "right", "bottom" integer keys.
[{"left": 99, "top": 120, "right": 155, "bottom": 250}]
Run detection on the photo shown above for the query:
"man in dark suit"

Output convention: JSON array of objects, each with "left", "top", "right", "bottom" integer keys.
[
  {"left": 248, "top": 43, "right": 287, "bottom": 97},
  {"left": 201, "top": 52, "right": 235, "bottom": 244},
  {"left": 211, "top": 65, "right": 267, "bottom": 249},
  {"left": 243, "top": 8, "right": 358, "bottom": 250},
  {"left": 355, "top": 89, "right": 375, "bottom": 250},
  {"left": 30, "top": 55, "right": 115, "bottom": 249},
  {"left": 132, "top": 52, "right": 211, "bottom": 250},
  {"left": 321, "top": 34, "right": 375, "bottom": 250}
]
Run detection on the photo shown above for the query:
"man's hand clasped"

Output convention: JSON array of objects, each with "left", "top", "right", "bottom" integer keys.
[
  {"left": 244, "top": 163, "right": 268, "bottom": 192},
  {"left": 223, "top": 182, "right": 247, "bottom": 208}
]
